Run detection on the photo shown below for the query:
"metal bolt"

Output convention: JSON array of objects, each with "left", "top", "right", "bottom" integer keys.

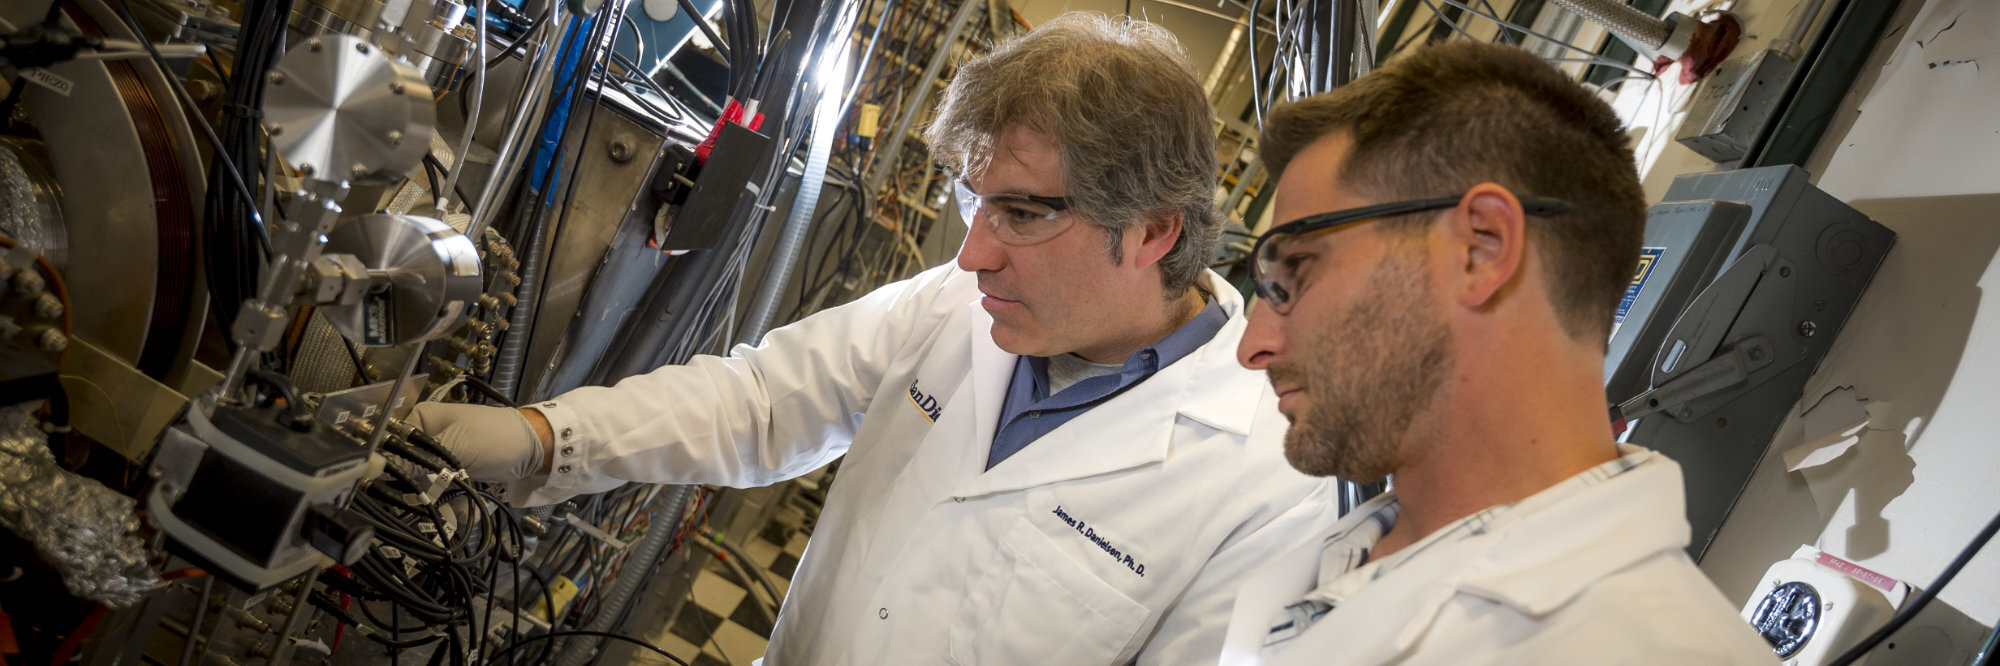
[
  {"left": 386, "top": 129, "right": 403, "bottom": 146},
  {"left": 298, "top": 163, "right": 316, "bottom": 177},
  {"left": 1813, "top": 299, "right": 1826, "bottom": 312},
  {"left": 389, "top": 82, "right": 406, "bottom": 95},
  {"left": 355, "top": 42, "right": 370, "bottom": 54},
  {"left": 1747, "top": 346, "right": 1765, "bottom": 361},
  {"left": 268, "top": 124, "right": 284, "bottom": 136},
  {"left": 1779, "top": 266, "right": 1793, "bottom": 278},
  {"left": 268, "top": 71, "right": 285, "bottom": 85},
  {"left": 35, "top": 329, "right": 66, "bottom": 352},
  {"left": 1798, "top": 321, "right": 1817, "bottom": 337},
  {"left": 352, "top": 164, "right": 370, "bottom": 178},
  {"left": 307, "top": 39, "right": 322, "bottom": 51},
  {"left": 33, "top": 293, "right": 62, "bottom": 319},
  {"left": 608, "top": 140, "right": 633, "bottom": 163},
  {"left": 12, "top": 270, "right": 44, "bottom": 294},
  {"left": 557, "top": 464, "right": 572, "bottom": 474}
]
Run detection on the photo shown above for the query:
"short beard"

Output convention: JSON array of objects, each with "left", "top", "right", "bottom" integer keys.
[{"left": 1270, "top": 251, "right": 1453, "bottom": 481}]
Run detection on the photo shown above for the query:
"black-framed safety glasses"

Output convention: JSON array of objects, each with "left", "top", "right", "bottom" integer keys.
[
  {"left": 953, "top": 178, "right": 1078, "bottom": 246},
  {"left": 1250, "top": 195, "right": 1572, "bottom": 314}
]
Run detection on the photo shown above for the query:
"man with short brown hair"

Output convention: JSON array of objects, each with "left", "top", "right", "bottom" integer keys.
[{"left": 1218, "top": 41, "right": 1776, "bottom": 665}]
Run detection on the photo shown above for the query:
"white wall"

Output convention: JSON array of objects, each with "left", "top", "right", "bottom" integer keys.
[{"left": 1691, "top": 0, "right": 2000, "bottom": 628}]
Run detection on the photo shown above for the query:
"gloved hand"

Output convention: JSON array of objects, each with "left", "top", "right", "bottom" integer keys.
[{"left": 404, "top": 402, "right": 547, "bottom": 481}]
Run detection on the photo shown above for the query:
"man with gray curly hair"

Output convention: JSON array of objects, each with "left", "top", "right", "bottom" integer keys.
[{"left": 406, "top": 11, "right": 1333, "bottom": 664}]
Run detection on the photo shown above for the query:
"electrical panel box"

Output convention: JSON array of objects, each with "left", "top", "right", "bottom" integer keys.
[
  {"left": 1676, "top": 49, "right": 1798, "bottom": 163},
  {"left": 1605, "top": 166, "right": 1893, "bottom": 559}
]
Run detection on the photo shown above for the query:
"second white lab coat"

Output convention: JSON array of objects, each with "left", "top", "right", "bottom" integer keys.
[
  {"left": 1217, "top": 447, "right": 1777, "bottom": 666},
  {"left": 515, "top": 264, "right": 1338, "bottom": 665}
]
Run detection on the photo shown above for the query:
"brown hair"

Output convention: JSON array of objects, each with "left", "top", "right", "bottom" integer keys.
[
  {"left": 925, "top": 12, "right": 1219, "bottom": 296},
  {"left": 1261, "top": 41, "right": 1646, "bottom": 342}
]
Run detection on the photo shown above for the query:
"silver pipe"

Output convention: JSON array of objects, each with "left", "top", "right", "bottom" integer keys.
[
  {"left": 1770, "top": 0, "right": 1829, "bottom": 60},
  {"left": 365, "top": 346, "right": 426, "bottom": 451},
  {"left": 1547, "top": 0, "right": 1671, "bottom": 52},
  {"left": 860, "top": 0, "right": 979, "bottom": 198},
  {"left": 438, "top": 0, "right": 487, "bottom": 211},
  {"left": 554, "top": 485, "right": 694, "bottom": 666},
  {"left": 466, "top": 11, "right": 569, "bottom": 240}
]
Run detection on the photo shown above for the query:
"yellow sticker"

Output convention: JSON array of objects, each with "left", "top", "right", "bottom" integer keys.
[{"left": 858, "top": 104, "right": 884, "bottom": 138}]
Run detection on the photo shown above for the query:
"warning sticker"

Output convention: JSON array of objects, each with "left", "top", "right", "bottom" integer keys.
[
  {"left": 1610, "top": 247, "right": 1665, "bottom": 341},
  {"left": 1616, "top": 247, "right": 1665, "bottom": 325}
]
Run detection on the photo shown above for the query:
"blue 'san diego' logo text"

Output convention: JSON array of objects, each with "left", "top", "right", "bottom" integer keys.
[{"left": 907, "top": 379, "right": 942, "bottom": 423}]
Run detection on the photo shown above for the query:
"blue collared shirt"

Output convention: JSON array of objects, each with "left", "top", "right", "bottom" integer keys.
[{"left": 986, "top": 298, "right": 1230, "bottom": 469}]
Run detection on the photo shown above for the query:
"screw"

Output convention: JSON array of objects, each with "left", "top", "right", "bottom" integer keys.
[
  {"left": 34, "top": 329, "right": 66, "bottom": 352},
  {"left": 608, "top": 140, "right": 633, "bottom": 163},
  {"left": 355, "top": 42, "right": 371, "bottom": 54},
  {"left": 299, "top": 163, "right": 316, "bottom": 177},
  {"left": 1799, "top": 321, "right": 1817, "bottom": 337},
  {"left": 352, "top": 164, "right": 370, "bottom": 178},
  {"left": 33, "top": 293, "right": 62, "bottom": 319},
  {"left": 1779, "top": 266, "right": 1793, "bottom": 277},
  {"left": 307, "top": 39, "right": 322, "bottom": 51},
  {"left": 12, "top": 271, "right": 44, "bottom": 294},
  {"left": 268, "top": 124, "right": 284, "bottom": 136},
  {"left": 268, "top": 71, "right": 284, "bottom": 85},
  {"left": 1813, "top": 299, "right": 1825, "bottom": 312},
  {"left": 387, "top": 129, "right": 403, "bottom": 145},
  {"left": 389, "top": 82, "right": 406, "bottom": 95},
  {"left": 1747, "top": 346, "right": 1765, "bottom": 361}
]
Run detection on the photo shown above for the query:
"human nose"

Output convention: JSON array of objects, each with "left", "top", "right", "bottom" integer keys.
[
  {"left": 956, "top": 207, "right": 1006, "bottom": 273},
  {"left": 1236, "top": 299, "right": 1286, "bottom": 370}
]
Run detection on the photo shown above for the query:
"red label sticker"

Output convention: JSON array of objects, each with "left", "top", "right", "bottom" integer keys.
[{"left": 1816, "top": 551, "right": 1898, "bottom": 594}]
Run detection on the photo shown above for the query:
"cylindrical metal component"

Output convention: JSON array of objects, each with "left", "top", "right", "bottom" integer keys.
[
  {"left": 1549, "top": 0, "right": 1671, "bottom": 51},
  {"left": 318, "top": 214, "right": 483, "bottom": 346}
]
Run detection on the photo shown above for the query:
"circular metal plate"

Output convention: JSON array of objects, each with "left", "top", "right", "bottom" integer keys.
[
  {"left": 1749, "top": 581, "right": 1821, "bottom": 658},
  {"left": 264, "top": 34, "right": 436, "bottom": 181},
  {"left": 320, "top": 214, "right": 481, "bottom": 347}
]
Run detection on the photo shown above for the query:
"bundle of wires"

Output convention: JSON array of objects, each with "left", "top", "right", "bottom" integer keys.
[{"left": 202, "top": 0, "right": 292, "bottom": 353}]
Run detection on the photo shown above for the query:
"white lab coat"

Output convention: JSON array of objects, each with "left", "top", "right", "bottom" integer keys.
[
  {"left": 515, "top": 263, "right": 1338, "bottom": 665},
  {"left": 1218, "top": 448, "right": 1778, "bottom": 666}
]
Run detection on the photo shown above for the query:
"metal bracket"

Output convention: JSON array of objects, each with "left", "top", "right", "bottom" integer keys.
[{"left": 1621, "top": 335, "right": 1776, "bottom": 423}]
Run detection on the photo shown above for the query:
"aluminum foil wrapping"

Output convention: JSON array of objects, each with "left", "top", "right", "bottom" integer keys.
[
  {"left": 0, "top": 140, "right": 69, "bottom": 269},
  {"left": 0, "top": 404, "right": 159, "bottom": 606}
]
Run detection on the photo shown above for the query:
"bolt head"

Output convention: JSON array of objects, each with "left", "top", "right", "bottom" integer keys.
[
  {"left": 386, "top": 129, "right": 404, "bottom": 145},
  {"left": 32, "top": 293, "right": 62, "bottom": 319},
  {"left": 268, "top": 71, "right": 284, "bottom": 85},
  {"left": 268, "top": 124, "right": 284, "bottom": 136},
  {"left": 351, "top": 164, "right": 370, "bottom": 177},
  {"left": 35, "top": 329, "right": 66, "bottom": 352},
  {"left": 299, "top": 163, "right": 317, "bottom": 177},
  {"left": 355, "top": 42, "right": 370, "bottom": 54},
  {"left": 389, "top": 82, "right": 406, "bottom": 95},
  {"left": 13, "top": 271, "right": 45, "bottom": 294},
  {"left": 1798, "top": 321, "right": 1818, "bottom": 337}
]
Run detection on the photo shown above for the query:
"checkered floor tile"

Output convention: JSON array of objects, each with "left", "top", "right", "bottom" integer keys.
[{"left": 637, "top": 508, "right": 812, "bottom": 665}]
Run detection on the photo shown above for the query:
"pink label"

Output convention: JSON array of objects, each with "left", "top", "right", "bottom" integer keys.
[{"left": 1816, "top": 552, "right": 1897, "bottom": 594}]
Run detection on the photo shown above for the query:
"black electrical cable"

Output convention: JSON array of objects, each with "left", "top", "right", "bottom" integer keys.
[
  {"left": 1826, "top": 505, "right": 2000, "bottom": 666},
  {"left": 459, "top": 374, "right": 520, "bottom": 408},
  {"left": 110, "top": 0, "right": 272, "bottom": 256},
  {"left": 674, "top": 0, "right": 732, "bottom": 62},
  {"left": 423, "top": 152, "right": 478, "bottom": 209},
  {"left": 486, "top": 5, "right": 550, "bottom": 68}
]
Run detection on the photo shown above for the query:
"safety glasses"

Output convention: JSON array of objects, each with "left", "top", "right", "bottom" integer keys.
[
  {"left": 1250, "top": 195, "right": 1572, "bottom": 314},
  {"left": 953, "top": 178, "right": 1077, "bottom": 246}
]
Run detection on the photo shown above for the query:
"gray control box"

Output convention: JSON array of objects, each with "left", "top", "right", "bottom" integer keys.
[{"left": 1605, "top": 166, "right": 1893, "bottom": 559}]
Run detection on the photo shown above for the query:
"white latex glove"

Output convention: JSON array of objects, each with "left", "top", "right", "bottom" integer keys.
[{"left": 404, "top": 402, "right": 546, "bottom": 481}]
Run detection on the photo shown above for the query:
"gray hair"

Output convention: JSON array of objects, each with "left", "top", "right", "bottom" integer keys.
[{"left": 926, "top": 12, "right": 1221, "bottom": 297}]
